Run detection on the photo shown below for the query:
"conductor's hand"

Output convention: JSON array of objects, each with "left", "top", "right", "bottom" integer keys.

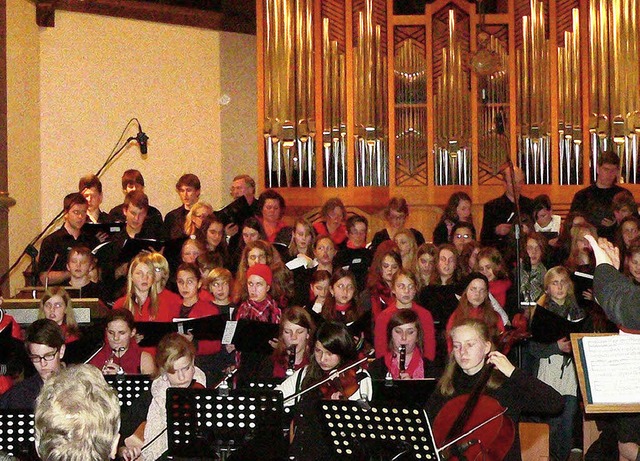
[
  {"left": 486, "top": 351, "right": 515, "bottom": 378},
  {"left": 585, "top": 235, "right": 620, "bottom": 270}
]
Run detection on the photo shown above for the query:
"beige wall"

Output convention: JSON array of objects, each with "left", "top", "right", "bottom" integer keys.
[
  {"left": 6, "top": 0, "right": 41, "bottom": 294},
  {"left": 6, "top": 7, "right": 257, "bottom": 293},
  {"left": 220, "top": 32, "right": 259, "bottom": 196}
]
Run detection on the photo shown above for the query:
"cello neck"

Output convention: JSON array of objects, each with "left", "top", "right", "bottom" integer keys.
[{"left": 444, "top": 361, "right": 494, "bottom": 442}]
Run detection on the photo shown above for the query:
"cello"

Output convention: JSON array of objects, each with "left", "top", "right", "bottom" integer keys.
[{"left": 432, "top": 326, "right": 529, "bottom": 461}]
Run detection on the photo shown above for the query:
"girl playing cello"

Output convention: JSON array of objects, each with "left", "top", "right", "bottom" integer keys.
[{"left": 426, "top": 318, "right": 563, "bottom": 461}]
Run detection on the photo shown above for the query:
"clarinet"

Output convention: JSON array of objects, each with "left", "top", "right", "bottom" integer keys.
[
  {"left": 399, "top": 345, "right": 406, "bottom": 374},
  {"left": 286, "top": 344, "right": 297, "bottom": 377},
  {"left": 103, "top": 347, "right": 126, "bottom": 374}
]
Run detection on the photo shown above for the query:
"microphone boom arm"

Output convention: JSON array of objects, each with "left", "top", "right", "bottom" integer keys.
[{"left": 0, "top": 118, "right": 144, "bottom": 292}]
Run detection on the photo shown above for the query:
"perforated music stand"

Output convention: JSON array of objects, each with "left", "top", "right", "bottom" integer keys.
[
  {"left": 166, "top": 388, "right": 285, "bottom": 461},
  {"left": 0, "top": 411, "right": 37, "bottom": 460},
  {"left": 105, "top": 374, "right": 152, "bottom": 408},
  {"left": 319, "top": 401, "right": 441, "bottom": 461}
]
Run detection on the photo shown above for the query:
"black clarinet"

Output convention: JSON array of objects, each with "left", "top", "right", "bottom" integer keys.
[
  {"left": 399, "top": 345, "right": 406, "bottom": 373},
  {"left": 286, "top": 344, "right": 297, "bottom": 377}
]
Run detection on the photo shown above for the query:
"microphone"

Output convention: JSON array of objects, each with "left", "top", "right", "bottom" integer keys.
[{"left": 135, "top": 121, "right": 149, "bottom": 155}]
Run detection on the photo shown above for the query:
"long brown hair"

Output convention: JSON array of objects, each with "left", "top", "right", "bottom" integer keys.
[
  {"left": 453, "top": 274, "right": 500, "bottom": 330},
  {"left": 565, "top": 223, "right": 597, "bottom": 272},
  {"left": 301, "top": 322, "right": 357, "bottom": 391},
  {"left": 322, "top": 269, "right": 363, "bottom": 323},
  {"left": 273, "top": 306, "right": 315, "bottom": 361}
]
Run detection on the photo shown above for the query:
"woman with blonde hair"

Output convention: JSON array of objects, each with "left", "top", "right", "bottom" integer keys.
[
  {"left": 38, "top": 286, "right": 80, "bottom": 343},
  {"left": 287, "top": 218, "right": 316, "bottom": 263},
  {"left": 146, "top": 251, "right": 182, "bottom": 316},
  {"left": 183, "top": 201, "right": 214, "bottom": 237},
  {"left": 529, "top": 266, "right": 585, "bottom": 461},
  {"left": 393, "top": 228, "right": 418, "bottom": 272},
  {"left": 120, "top": 333, "right": 206, "bottom": 461},
  {"left": 113, "top": 253, "right": 178, "bottom": 322},
  {"left": 426, "top": 318, "right": 563, "bottom": 461}
]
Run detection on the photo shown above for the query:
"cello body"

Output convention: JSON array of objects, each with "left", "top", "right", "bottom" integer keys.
[{"left": 433, "top": 394, "right": 515, "bottom": 461}]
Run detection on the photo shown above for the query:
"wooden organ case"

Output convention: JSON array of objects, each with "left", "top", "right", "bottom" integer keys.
[{"left": 256, "top": 0, "right": 640, "bottom": 233}]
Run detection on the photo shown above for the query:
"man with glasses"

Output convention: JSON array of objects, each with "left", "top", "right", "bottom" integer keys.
[
  {"left": 225, "top": 174, "right": 259, "bottom": 239},
  {"left": 0, "top": 319, "right": 65, "bottom": 411}
]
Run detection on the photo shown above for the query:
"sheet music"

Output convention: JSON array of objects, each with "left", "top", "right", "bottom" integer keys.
[
  {"left": 581, "top": 335, "right": 640, "bottom": 404},
  {"left": 285, "top": 256, "right": 316, "bottom": 271},
  {"left": 222, "top": 321, "right": 237, "bottom": 345}
]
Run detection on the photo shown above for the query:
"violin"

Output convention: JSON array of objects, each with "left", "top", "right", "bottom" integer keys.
[
  {"left": 283, "top": 349, "right": 374, "bottom": 404},
  {"left": 319, "top": 367, "right": 360, "bottom": 399},
  {"left": 432, "top": 327, "right": 529, "bottom": 461}
]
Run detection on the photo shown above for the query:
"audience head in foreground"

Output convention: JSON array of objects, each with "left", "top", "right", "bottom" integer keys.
[{"left": 35, "top": 364, "right": 120, "bottom": 461}]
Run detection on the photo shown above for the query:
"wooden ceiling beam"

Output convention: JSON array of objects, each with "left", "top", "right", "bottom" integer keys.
[{"left": 34, "top": 0, "right": 256, "bottom": 35}]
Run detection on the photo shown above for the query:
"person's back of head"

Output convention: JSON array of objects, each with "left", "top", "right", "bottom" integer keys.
[
  {"left": 26, "top": 319, "right": 65, "bottom": 350},
  {"left": 35, "top": 364, "right": 120, "bottom": 461},
  {"left": 78, "top": 174, "right": 103, "bottom": 194},
  {"left": 121, "top": 169, "right": 144, "bottom": 189}
]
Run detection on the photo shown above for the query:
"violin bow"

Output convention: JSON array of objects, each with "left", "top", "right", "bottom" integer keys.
[
  {"left": 437, "top": 407, "right": 509, "bottom": 453},
  {"left": 283, "top": 349, "right": 374, "bottom": 403}
]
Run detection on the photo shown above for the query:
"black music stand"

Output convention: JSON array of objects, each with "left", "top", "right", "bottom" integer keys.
[
  {"left": 166, "top": 388, "right": 286, "bottom": 461},
  {"left": 0, "top": 411, "right": 37, "bottom": 460},
  {"left": 372, "top": 378, "right": 437, "bottom": 408},
  {"left": 319, "top": 401, "right": 441, "bottom": 461},
  {"left": 105, "top": 375, "right": 152, "bottom": 408}
]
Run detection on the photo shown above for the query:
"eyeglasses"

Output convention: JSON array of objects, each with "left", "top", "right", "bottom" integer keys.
[
  {"left": 29, "top": 349, "right": 59, "bottom": 363},
  {"left": 455, "top": 234, "right": 471, "bottom": 239},
  {"left": 44, "top": 302, "right": 64, "bottom": 309}
]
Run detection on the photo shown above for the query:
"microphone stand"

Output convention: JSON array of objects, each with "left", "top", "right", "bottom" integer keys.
[
  {"left": 0, "top": 118, "right": 146, "bottom": 295},
  {"left": 504, "top": 158, "right": 524, "bottom": 368}
]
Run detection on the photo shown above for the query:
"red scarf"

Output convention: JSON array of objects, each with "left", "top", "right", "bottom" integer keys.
[
  {"left": 384, "top": 350, "right": 424, "bottom": 379},
  {"left": 237, "top": 296, "right": 281, "bottom": 323}
]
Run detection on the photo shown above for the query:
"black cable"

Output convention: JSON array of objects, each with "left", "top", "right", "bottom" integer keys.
[{"left": 0, "top": 118, "right": 141, "bottom": 291}]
